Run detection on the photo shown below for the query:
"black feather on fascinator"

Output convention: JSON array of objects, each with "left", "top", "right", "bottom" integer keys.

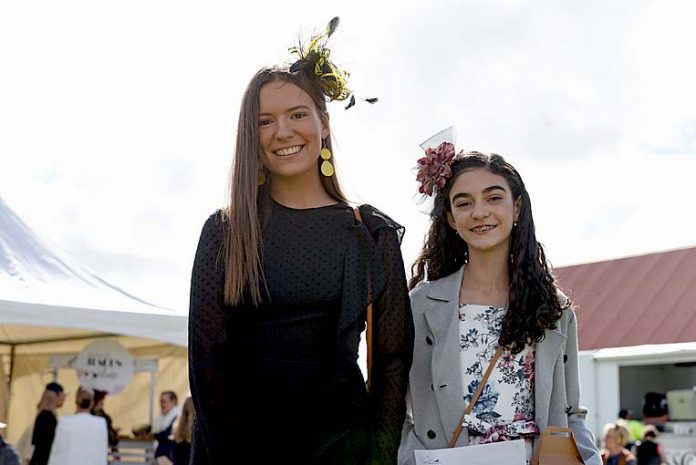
[{"left": 289, "top": 17, "right": 378, "bottom": 110}]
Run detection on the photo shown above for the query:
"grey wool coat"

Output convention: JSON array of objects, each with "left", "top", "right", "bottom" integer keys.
[{"left": 398, "top": 265, "right": 601, "bottom": 465}]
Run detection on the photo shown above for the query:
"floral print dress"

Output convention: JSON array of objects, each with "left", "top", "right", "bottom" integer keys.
[{"left": 459, "top": 303, "right": 538, "bottom": 461}]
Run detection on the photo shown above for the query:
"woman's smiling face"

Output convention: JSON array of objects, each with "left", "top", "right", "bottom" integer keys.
[
  {"left": 257, "top": 79, "right": 329, "bottom": 183},
  {"left": 447, "top": 167, "right": 520, "bottom": 256}
]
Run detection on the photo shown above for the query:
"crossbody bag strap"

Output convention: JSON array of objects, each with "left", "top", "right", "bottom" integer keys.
[
  {"left": 448, "top": 345, "right": 504, "bottom": 448},
  {"left": 352, "top": 207, "right": 373, "bottom": 392}
]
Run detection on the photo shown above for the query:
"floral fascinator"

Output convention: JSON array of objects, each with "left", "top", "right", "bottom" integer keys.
[
  {"left": 289, "top": 17, "right": 378, "bottom": 110},
  {"left": 416, "top": 126, "right": 457, "bottom": 196}
]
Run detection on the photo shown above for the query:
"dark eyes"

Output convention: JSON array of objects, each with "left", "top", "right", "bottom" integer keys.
[
  {"left": 258, "top": 112, "right": 308, "bottom": 126},
  {"left": 454, "top": 196, "right": 503, "bottom": 208}
]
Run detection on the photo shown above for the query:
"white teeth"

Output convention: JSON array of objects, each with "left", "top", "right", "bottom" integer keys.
[
  {"left": 274, "top": 146, "right": 302, "bottom": 156},
  {"left": 472, "top": 225, "right": 496, "bottom": 233}
]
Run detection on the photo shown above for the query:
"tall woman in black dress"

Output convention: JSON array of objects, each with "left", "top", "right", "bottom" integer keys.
[{"left": 188, "top": 19, "right": 413, "bottom": 465}]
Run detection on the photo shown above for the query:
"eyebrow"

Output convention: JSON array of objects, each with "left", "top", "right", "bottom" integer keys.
[
  {"left": 451, "top": 185, "right": 508, "bottom": 202},
  {"left": 258, "top": 105, "right": 312, "bottom": 117}
]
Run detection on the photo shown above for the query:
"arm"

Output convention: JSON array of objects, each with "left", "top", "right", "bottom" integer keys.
[
  {"left": 370, "top": 226, "right": 415, "bottom": 464},
  {"left": 188, "top": 213, "right": 230, "bottom": 464},
  {"left": 564, "top": 310, "right": 602, "bottom": 465}
]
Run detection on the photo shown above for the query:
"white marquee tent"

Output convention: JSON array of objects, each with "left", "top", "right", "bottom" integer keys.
[{"left": 0, "top": 196, "right": 189, "bottom": 446}]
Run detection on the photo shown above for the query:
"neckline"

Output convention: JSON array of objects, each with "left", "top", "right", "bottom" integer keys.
[
  {"left": 459, "top": 303, "right": 505, "bottom": 310},
  {"left": 272, "top": 198, "right": 345, "bottom": 212}
]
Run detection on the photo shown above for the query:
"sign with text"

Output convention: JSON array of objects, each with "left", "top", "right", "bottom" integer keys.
[{"left": 74, "top": 340, "right": 134, "bottom": 394}]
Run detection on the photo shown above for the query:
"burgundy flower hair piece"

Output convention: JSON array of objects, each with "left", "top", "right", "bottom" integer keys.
[{"left": 416, "top": 141, "right": 456, "bottom": 196}]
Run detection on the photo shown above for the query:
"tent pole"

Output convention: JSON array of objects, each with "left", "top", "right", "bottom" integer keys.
[
  {"left": 149, "top": 371, "right": 156, "bottom": 428},
  {"left": 6, "top": 344, "right": 16, "bottom": 421}
]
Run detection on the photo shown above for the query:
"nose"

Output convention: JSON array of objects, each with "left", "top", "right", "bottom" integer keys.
[
  {"left": 275, "top": 116, "right": 294, "bottom": 139},
  {"left": 471, "top": 203, "right": 490, "bottom": 220}
]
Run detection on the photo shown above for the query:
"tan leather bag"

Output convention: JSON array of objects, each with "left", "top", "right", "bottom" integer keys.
[{"left": 530, "top": 426, "right": 585, "bottom": 465}]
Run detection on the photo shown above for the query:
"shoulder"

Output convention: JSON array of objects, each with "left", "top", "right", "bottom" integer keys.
[
  {"left": 201, "top": 209, "right": 226, "bottom": 234},
  {"left": 356, "top": 204, "right": 405, "bottom": 241},
  {"left": 37, "top": 410, "right": 56, "bottom": 422},
  {"left": 409, "top": 279, "right": 432, "bottom": 303},
  {"left": 57, "top": 415, "right": 75, "bottom": 427},
  {"left": 555, "top": 288, "right": 577, "bottom": 327},
  {"left": 556, "top": 288, "right": 572, "bottom": 310},
  {"left": 0, "top": 443, "right": 20, "bottom": 460},
  {"left": 196, "top": 209, "right": 226, "bottom": 249}
]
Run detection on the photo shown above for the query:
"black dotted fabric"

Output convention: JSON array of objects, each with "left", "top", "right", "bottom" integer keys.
[{"left": 188, "top": 201, "right": 414, "bottom": 464}]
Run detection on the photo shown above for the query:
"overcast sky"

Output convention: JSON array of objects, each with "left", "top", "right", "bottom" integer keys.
[{"left": 2, "top": 0, "right": 695, "bottom": 313}]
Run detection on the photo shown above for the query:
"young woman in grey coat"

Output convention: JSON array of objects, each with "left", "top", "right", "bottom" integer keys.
[{"left": 398, "top": 146, "right": 601, "bottom": 465}]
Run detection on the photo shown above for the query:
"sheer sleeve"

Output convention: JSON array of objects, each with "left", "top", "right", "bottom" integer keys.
[
  {"left": 188, "top": 212, "right": 229, "bottom": 464},
  {"left": 364, "top": 209, "right": 415, "bottom": 465}
]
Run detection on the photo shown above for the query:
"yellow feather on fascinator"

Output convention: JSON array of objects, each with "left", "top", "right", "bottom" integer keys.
[{"left": 289, "top": 17, "right": 378, "bottom": 110}]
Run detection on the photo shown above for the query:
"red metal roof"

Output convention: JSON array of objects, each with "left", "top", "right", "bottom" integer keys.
[{"left": 554, "top": 246, "right": 696, "bottom": 351}]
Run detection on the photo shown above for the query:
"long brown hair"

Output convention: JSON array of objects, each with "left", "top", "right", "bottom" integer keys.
[
  {"left": 224, "top": 67, "right": 348, "bottom": 306},
  {"left": 174, "top": 397, "right": 194, "bottom": 443},
  {"left": 37, "top": 390, "right": 58, "bottom": 413}
]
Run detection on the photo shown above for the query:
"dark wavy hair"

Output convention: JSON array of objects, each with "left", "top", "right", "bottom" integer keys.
[{"left": 410, "top": 151, "right": 565, "bottom": 353}]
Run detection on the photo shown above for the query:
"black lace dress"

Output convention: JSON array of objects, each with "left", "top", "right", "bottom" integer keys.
[{"left": 188, "top": 201, "right": 414, "bottom": 464}]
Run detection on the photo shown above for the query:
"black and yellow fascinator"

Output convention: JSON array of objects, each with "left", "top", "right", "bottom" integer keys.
[{"left": 289, "top": 17, "right": 377, "bottom": 110}]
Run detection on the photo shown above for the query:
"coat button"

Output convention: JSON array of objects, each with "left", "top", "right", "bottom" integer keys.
[
  {"left": 427, "top": 430, "right": 437, "bottom": 439},
  {"left": 426, "top": 336, "right": 433, "bottom": 345},
  {"left": 564, "top": 354, "right": 568, "bottom": 363}
]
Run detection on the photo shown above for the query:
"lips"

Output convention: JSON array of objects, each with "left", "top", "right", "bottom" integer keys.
[{"left": 273, "top": 145, "right": 303, "bottom": 157}]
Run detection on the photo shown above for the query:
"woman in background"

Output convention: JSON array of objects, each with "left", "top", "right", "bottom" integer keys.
[
  {"left": 29, "top": 391, "right": 58, "bottom": 465},
  {"left": 602, "top": 423, "right": 637, "bottom": 465},
  {"left": 172, "top": 397, "right": 193, "bottom": 465}
]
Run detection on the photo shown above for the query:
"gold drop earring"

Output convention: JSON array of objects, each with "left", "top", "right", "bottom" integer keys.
[
  {"left": 258, "top": 167, "right": 267, "bottom": 186},
  {"left": 320, "top": 146, "right": 334, "bottom": 177}
]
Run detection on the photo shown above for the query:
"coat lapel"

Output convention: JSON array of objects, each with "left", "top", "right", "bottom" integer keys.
[
  {"left": 421, "top": 266, "right": 568, "bottom": 441},
  {"left": 424, "top": 266, "right": 466, "bottom": 441}
]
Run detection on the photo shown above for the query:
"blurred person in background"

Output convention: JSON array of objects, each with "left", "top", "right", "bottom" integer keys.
[
  {"left": 90, "top": 390, "right": 119, "bottom": 448},
  {"left": 0, "top": 421, "right": 20, "bottom": 465},
  {"left": 29, "top": 386, "right": 61, "bottom": 465},
  {"left": 153, "top": 391, "right": 180, "bottom": 465},
  {"left": 172, "top": 397, "right": 194, "bottom": 465},
  {"left": 636, "top": 425, "right": 666, "bottom": 465},
  {"left": 47, "top": 387, "right": 107, "bottom": 465},
  {"left": 617, "top": 409, "right": 644, "bottom": 451},
  {"left": 601, "top": 422, "right": 636, "bottom": 465}
]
